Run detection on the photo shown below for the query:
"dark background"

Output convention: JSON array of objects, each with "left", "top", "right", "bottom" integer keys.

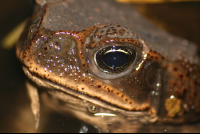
[{"left": 0, "top": 0, "right": 200, "bottom": 132}]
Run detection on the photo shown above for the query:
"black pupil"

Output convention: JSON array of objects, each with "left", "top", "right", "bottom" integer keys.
[
  {"left": 95, "top": 46, "right": 136, "bottom": 74},
  {"left": 103, "top": 51, "right": 128, "bottom": 68}
]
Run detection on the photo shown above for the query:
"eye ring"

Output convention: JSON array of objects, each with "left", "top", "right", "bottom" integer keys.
[{"left": 95, "top": 46, "right": 136, "bottom": 74}]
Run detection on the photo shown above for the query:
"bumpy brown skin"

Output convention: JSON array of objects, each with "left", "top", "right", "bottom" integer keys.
[{"left": 16, "top": 0, "right": 200, "bottom": 131}]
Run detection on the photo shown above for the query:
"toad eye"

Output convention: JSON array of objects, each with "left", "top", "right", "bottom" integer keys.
[{"left": 95, "top": 46, "right": 136, "bottom": 74}]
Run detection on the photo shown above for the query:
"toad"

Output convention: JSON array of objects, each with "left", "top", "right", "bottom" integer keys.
[{"left": 16, "top": 0, "right": 200, "bottom": 132}]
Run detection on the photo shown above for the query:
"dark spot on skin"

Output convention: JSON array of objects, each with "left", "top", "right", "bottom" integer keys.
[
  {"left": 116, "top": 92, "right": 119, "bottom": 95},
  {"left": 125, "top": 98, "right": 128, "bottom": 102},
  {"left": 121, "top": 94, "right": 124, "bottom": 98},
  {"left": 82, "top": 79, "right": 85, "bottom": 82},
  {"left": 99, "top": 35, "right": 103, "bottom": 39},
  {"left": 161, "top": 56, "right": 165, "bottom": 60},
  {"left": 112, "top": 29, "right": 117, "bottom": 32},
  {"left": 172, "top": 82, "right": 177, "bottom": 87},
  {"left": 94, "top": 30, "right": 98, "bottom": 36},
  {"left": 86, "top": 44, "right": 91, "bottom": 47},
  {"left": 82, "top": 88, "right": 84, "bottom": 90},
  {"left": 194, "top": 80, "right": 198, "bottom": 85},
  {"left": 44, "top": 47, "right": 47, "bottom": 50},
  {"left": 173, "top": 67, "right": 178, "bottom": 71},
  {"left": 186, "top": 72, "right": 190, "bottom": 77},
  {"left": 85, "top": 70, "right": 89, "bottom": 73},
  {"left": 83, "top": 63, "right": 85, "bottom": 67},
  {"left": 97, "top": 85, "right": 101, "bottom": 88},
  {"left": 117, "top": 25, "right": 121, "bottom": 28},
  {"left": 106, "top": 29, "right": 111, "bottom": 33},
  {"left": 129, "top": 101, "right": 133, "bottom": 104},
  {"left": 178, "top": 73, "right": 184, "bottom": 79}
]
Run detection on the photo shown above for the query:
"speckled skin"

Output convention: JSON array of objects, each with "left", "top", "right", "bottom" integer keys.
[{"left": 16, "top": 0, "right": 200, "bottom": 132}]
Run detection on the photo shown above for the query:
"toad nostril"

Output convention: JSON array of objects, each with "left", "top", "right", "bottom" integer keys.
[{"left": 87, "top": 105, "right": 99, "bottom": 114}]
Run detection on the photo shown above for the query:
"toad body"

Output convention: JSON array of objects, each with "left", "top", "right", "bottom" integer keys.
[{"left": 16, "top": 0, "right": 200, "bottom": 132}]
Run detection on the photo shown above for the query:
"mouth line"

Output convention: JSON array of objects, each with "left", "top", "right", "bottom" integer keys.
[
  {"left": 22, "top": 65, "right": 159, "bottom": 123},
  {"left": 22, "top": 66, "right": 154, "bottom": 117}
]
